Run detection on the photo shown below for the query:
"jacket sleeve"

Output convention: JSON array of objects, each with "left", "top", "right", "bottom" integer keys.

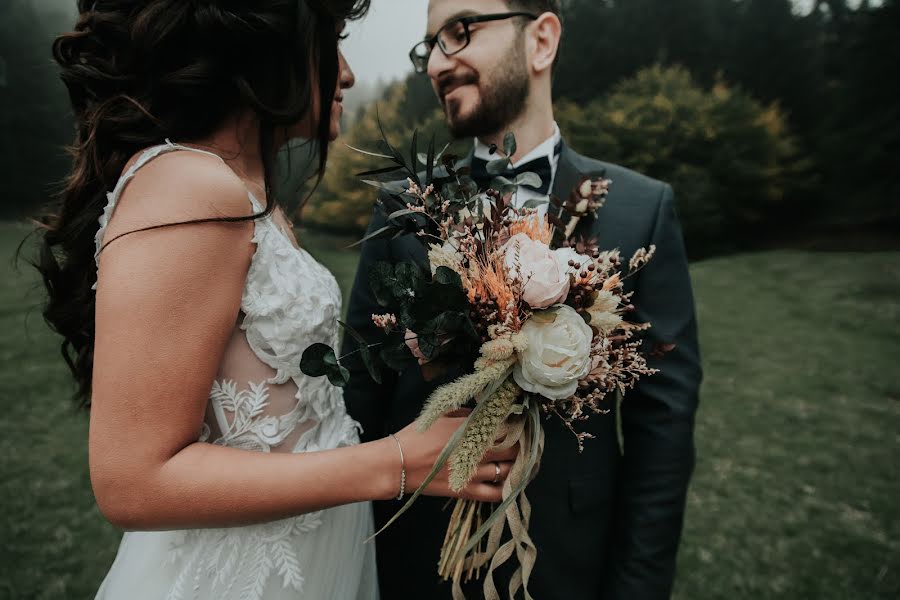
[
  {"left": 341, "top": 209, "right": 398, "bottom": 443},
  {"left": 605, "top": 183, "right": 702, "bottom": 600}
]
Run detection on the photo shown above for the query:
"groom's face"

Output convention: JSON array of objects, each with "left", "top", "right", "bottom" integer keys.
[{"left": 425, "top": 0, "right": 532, "bottom": 138}]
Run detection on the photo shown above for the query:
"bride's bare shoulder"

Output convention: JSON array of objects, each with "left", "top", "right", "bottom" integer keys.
[
  {"left": 105, "top": 148, "right": 255, "bottom": 239},
  {"left": 95, "top": 148, "right": 257, "bottom": 299}
]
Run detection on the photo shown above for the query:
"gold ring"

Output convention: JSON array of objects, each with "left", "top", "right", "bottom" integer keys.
[{"left": 492, "top": 462, "right": 501, "bottom": 484}]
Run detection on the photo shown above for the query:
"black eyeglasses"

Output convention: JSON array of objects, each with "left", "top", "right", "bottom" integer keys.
[{"left": 409, "top": 12, "right": 538, "bottom": 74}]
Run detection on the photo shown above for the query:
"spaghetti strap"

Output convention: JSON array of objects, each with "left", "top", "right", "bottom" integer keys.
[{"left": 91, "top": 140, "right": 260, "bottom": 289}]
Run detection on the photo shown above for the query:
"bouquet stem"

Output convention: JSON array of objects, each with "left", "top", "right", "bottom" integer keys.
[
  {"left": 438, "top": 400, "right": 546, "bottom": 600},
  {"left": 438, "top": 499, "right": 487, "bottom": 584}
]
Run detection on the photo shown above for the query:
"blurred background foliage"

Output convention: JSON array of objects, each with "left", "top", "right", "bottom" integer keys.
[
  {"left": 2, "top": 0, "right": 897, "bottom": 257},
  {"left": 302, "top": 0, "right": 899, "bottom": 257}
]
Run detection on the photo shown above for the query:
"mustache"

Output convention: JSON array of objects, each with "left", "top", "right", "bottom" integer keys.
[{"left": 437, "top": 72, "right": 479, "bottom": 100}]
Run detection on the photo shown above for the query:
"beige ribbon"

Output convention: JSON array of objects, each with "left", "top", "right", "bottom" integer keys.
[{"left": 448, "top": 410, "right": 546, "bottom": 600}]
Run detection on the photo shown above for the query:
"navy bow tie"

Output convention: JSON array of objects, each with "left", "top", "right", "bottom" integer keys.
[{"left": 469, "top": 141, "right": 562, "bottom": 196}]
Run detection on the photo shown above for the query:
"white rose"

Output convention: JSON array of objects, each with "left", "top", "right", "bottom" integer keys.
[
  {"left": 513, "top": 305, "right": 593, "bottom": 400},
  {"left": 503, "top": 233, "right": 570, "bottom": 309}
]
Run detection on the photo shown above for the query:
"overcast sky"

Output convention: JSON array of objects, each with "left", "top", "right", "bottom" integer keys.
[
  {"left": 338, "top": 0, "right": 883, "bottom": 87},
  {"left": 341, "top": 0, "right": 429, "bottom": 86}
]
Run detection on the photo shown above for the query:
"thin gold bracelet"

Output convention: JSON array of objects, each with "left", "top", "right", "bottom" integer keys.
[{"left": 388, "top": 433, "right": 406, "bottom": 501}]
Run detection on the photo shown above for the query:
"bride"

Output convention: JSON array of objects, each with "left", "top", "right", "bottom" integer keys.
[{"left": 36, "top": 1, "right": 516, "bottom": 599}]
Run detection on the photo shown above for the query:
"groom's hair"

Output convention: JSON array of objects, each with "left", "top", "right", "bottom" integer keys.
[
  {"left": 505, "top": 0, "right": 563, "bottom": 69},
  {"left": 506, "top": 0, "right": 562, "bottom": 19}
]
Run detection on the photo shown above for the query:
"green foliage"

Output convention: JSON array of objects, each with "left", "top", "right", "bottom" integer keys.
[
  {"left": 0, "top": 1, "right": 77, "bottom": 220},
  {"left": 299, "top": 343, "right": 350, "bottom": 387},
  {"left": 814, "top": 0, "right": 900, "bottom": 226},
  {"left": 556, "top": 65, "right": 813, "bottom": 255}
]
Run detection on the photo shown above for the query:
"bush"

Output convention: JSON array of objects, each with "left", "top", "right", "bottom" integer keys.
[{"left": 556, "top": 65, "right": 813, "bottom": 256}]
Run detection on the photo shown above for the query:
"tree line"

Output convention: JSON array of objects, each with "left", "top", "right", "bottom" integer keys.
[
  {"left": 306, "top": 0, "right": 898, "bottom": 257},
  {"left": 2, "top": 0, "right": 896, "bottom": 258}
]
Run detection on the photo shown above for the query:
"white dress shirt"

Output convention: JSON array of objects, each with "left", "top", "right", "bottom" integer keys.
[{"left": 473, "top": 122, "right": 562, "bottom": 219}]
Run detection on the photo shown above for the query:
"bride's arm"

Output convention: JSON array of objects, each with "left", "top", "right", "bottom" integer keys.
[{"left": 89, "top": 153, "right": 511, "bottom": 531}]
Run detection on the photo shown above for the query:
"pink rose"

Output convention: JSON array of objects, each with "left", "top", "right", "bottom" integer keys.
[
  {"left": 405, "top": 329, "right": 429, "bottom": 365},
  {"left": 503, "top": 233, "right": 571, "bottom": 309}
]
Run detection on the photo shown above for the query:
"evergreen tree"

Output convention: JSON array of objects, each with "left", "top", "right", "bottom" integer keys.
[{"left": 0, "top": 1, "right": 75, "bottom": 220}]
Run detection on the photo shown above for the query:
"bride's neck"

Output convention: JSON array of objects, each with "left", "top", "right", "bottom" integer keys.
[{"left": 189, "top": 110, "right": 268, "bottom": 185}]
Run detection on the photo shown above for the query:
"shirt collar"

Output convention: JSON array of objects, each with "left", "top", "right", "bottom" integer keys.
[{"left": 473, "top": 122, "right": 562, "bottom": 168}]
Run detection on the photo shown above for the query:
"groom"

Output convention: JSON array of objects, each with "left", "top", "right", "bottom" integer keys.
[{"left": 344, "top": 0, "right": 702, "bottom": 598}]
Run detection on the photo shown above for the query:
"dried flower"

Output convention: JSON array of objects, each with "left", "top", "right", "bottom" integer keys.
[
  {"left": 628, "top": 245, "right": 657, "bottom": 272},
  {"left": 587, "top": 310, "right": 623, "bottom": 335},
  {"left": 416, "top": 357, "right": 517, "bottom": 432},
  {"left": 448, "top": 378, "right": 520, "bottom": 491},
  {"left": 508, "top": 214, "right": 552, "bottom": 244},
  {"left": 371, "top": 313, "right": 398, "bottom": 332},
  {"left": 427, "top": 241, "right": 463, "bottom": 275},
  {"left": 405, "top": 330, "right": 429, "bottom": 365},
  {"left": 406, "top": 178, "right": 422, "bottom": 196}
]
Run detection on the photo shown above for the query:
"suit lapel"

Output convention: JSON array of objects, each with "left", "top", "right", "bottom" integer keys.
[
  {"left": 553, "top": 142, "right": 606, "bottom": 242},
  {"left": 552, "top": 142, "right": 584, "bottom": 201}
]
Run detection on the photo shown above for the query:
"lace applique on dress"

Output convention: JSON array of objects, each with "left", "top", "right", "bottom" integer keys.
[
  {"left": 198, "top": 380, "right": 303, "bottom": 453},
  {"left": 165, "top": 512, "right": 324, "bottom": 600}
]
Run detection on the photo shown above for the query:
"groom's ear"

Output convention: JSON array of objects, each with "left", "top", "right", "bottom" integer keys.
[{"left": 528, "top": 12, "right": 562, "bottom": 75}]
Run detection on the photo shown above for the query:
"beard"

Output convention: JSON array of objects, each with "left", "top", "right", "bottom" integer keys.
[{"left": 439, "top": 38, "right": 530, "bottom": 139}]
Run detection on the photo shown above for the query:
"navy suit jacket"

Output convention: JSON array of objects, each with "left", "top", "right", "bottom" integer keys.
[{"left": 342, "top": 141, "right": 702, "bottom": 599}]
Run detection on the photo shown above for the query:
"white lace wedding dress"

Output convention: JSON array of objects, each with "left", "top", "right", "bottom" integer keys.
[{"left": 93, "top": 141, "right": 379, "bottom": 600}]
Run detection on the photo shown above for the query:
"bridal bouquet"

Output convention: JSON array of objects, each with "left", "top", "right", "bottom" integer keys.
[{"left": 301, "top": 132, "right": 657, "bottom": 599}]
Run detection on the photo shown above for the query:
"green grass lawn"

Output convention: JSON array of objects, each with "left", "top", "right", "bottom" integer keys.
[{"left": 1, "top": 221, "right": 897, "bottom": 599}]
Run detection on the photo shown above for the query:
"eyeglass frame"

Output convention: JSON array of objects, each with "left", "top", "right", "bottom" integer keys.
[{"left": 409, "top": 12, "right": 539, "bottom": 74}]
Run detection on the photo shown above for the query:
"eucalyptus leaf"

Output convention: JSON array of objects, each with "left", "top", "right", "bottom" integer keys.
[
  {"left": 521, "top": 198, "right": 549, "bottom": 210},
  {"left": 325, "top": 363, "right": 350, "bottom": 388},
  {"left": 369, "top": 261, "right": 398, "bottom": 307},
  {"left": 490, "top": 175, "right": 514, "bottom": 190},
  {"left": 338, "top": 320, "right": 382, "bottom": 385},
  {"left": 503, "top": 132, "right": 517, "bottom": 157},
  {"left": 486, "top": 157, "right": 511, "bottom": 176},
  {"left": 515, "top": 172, "right": 543, "bottom": 189},
  {"left": 433, "top": 265, "right": 463, "bottom": 288},
  {"left": 299, "top": 343, "right": 335, "bottom": 378},
  {"left": 360, "top": 179, "right": 408, "bottom": 194}
]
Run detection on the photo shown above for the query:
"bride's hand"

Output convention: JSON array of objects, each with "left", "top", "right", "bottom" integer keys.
[{"left": 390, "top": 412, "right": 519, "bottom": 503}]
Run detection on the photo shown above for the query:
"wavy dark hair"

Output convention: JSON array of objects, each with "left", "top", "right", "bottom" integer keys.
[{"left": 35, "top": 0, "right": 370, "bottom": 409}]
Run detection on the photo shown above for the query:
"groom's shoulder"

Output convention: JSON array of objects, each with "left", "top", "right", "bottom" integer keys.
[{"left": 568, "top": 148, "right": 671, "bottom": 206}]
